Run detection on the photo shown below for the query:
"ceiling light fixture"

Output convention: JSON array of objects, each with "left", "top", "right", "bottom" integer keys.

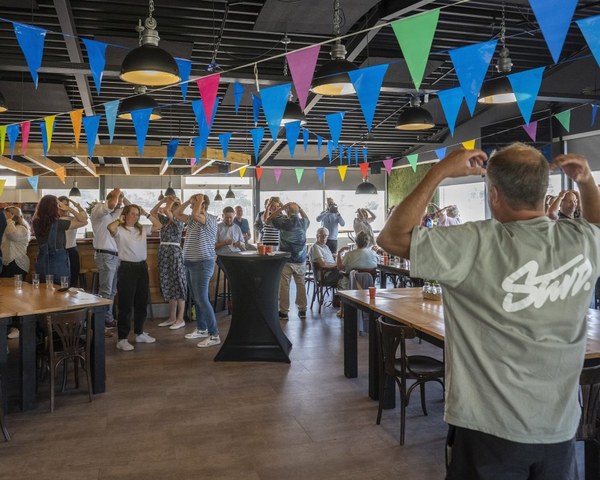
[
  {"left": 158, "top": 190, "right": 165, "bottom": 200},
  {"left": 214, "top": 189, "right": 223, "bottom": 202},
  {"left": 355, "top": 177, "right": 377, "bottom": 195},
  {"left": 120, "top": 0, "right": 180, "bottom": 87},
  {"left": 0, "top": 91, "right": 7, "bottom": 113},
  {"left": 225, "top": 185, "right": 235, "bottom": 199},
  {"left": 395, "top": 96, "right": 434, "bottom": 131},
  {"left": 69, "top": 180, "right": 81, "bottom": 197},
  {"left": 164, "top": 180, "right": 176, "bottom": 196},
  {"left": 281, "top": 94, "right": 307, "bottom": 126},
  {"left": 310, "top": 0, "right": 357, "bottom": 96},
  {"left": 118, "top": 86, "right": 162, "bottom": 120}
]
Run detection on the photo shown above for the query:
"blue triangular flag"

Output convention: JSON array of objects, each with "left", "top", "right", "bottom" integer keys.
[
  {"left": 592, "top": 105, "right": 599, "bottom": 126},
  {"left": 338, "top": 144, "right": 344, "bottom": 164},
  {"left": 317, "top": 135, "right": 323, "bottom": 157},
  {"left": 437, "top": 87, "right": 464, "bottom": 136},
  {"left": 348, "top": 64, "right": 389, "bottom": 132},
  {"left": 260, "top": 83, "right": 291, "bottom": 141},
  {"left": 285, "top": 120, "right": 301, "bottom": 158},
  {"left": 166, "top": 138, "right": 179, "bottom": 166},
  {"left": 103, "top": 100, "right": 119, "bottom": 144},
  {"left": 347, "top": 146, "right": 352, "bottom": 165},
  {"left": 449, "top": 40, "right": 497, "bottom": 115},
  {"left": 130, "top": 108, "right": 152, "bottom": 156},
  {"left": 250, "top": 127, "right": 264, "bottom": 163},
  {"left": 39, "top": 122, "right": 48, "bottom": 157},
  {"left": 81, "top": 39, "right": 107, "bottom": 95},
  {"left": 316, "top": 167, "right": 325, "bottom": 183},
  {"left": 362, "top": 148, "right": 368, "bottom": 163},
  {"left": 219, "top": 132, "right": 232, "bottom": 160},
  {"left": 507, "top": 67, "right": 544, "bottom": 126},
  {"left": 325, "top": 112, "right": 345, "bottom": 149},
  {"left": 541, "top": 144, "right": 553, "bottom": 161},
  {"left": 577, "top": 15, "right": 600, "bottom": 67},
  {"left": 530, "top": 0, "right": 578, "bottom": 63},
  {"left": 191, "top": 100, "right": 205, "bottom": 129},
  {"left": 252, "top": 94, "right": 262, "bottom": 126},
  {"left": 13, "top": 22, "right": 47, "bottom": 88},
  {"left": 434, "top": 147, "right": 447, "bottom": 160},
  {"left": 6, "top": 124, "right": 20, "bottom": 159},
  {"left": 82, "top": 115, "right": 101, "bottom": 159},
  {"left": 327, "top": 140, "right": 334, "bottom": 163},
  {"left": 193, "top": 135, "right": 207, "bottom": 164},
  {"left": 234, "top": 82, "right": 244, "bottom": 114},
  {"left": 175, "top": 58, "right": 192, "bottom": 100},
  {"left": 354, "top": 147, "right": 359, "bottom": 165},
  {"left": 27, "top": 175, "right": 39, "bottom": 192},
  {"left": 302, "top": 128, "right": 309, "bottom": 152}
]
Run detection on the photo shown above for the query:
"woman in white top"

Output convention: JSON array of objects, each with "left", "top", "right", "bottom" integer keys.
[
  {"left": 1, "top": 206, "right": 31, "bottom": 278},
  {"left": 353, "top": 208, "right": 376, "bottom": 246},
  {"left": 108, "top": 203, "right": 162, "bottom": 352},
  {"left": 58, "top": 196, "right": 88, "bottom": 287}
]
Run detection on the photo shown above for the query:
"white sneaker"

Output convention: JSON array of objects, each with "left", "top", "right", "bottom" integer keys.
[
  {"left": 7, "top": 327, "right": 19, "bottom": 339},
  {"left": 116, "top": 339, "right": 134, "bottom": 351},
  {"left": 197, "top": 335, "right": 221, "bottom": 348},
  {"left": 135, "top": 332, "right": 156, "bottom": 344},
  {"left": 185, "top": 329, "right": 209, "bottom": 339},
  {"left": 157, "top": 320, "right": 174, "bottom": 327}
]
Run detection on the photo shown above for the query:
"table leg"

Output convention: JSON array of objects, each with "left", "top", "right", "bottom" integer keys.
[
  {"left": 18, "top": 315, "right": 37, "bottom": 411},
  {"left": 380, "top": 272, "right": 388, "bottom": 289},
  {"left": 0, "top": 319, "right": 9, "bottom": 414},
  {"left": 343, "top": 303, "right": 358, "bottom": 378},
  {"left": 585, "top": 441, "right": 600, "bottom": 480},
  {"left": 90, "top": 306, "right": 106, "bottom": 394}
]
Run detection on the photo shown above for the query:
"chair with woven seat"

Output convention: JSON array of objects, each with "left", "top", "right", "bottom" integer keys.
[
  {"left": 41, "top": 308, "right": 93, "bottom": 412},
  {"left": 310, "top": 261, "right": 339, "bottom": 313},
  {"left": 0, "top": 375, "right": 9, "bottom": 441},
  {"left": 376, "top": 318, "right": 444, "bottom": 445},
  {"left": 577, "top": 364, "right": 600, "bottom": 478}
]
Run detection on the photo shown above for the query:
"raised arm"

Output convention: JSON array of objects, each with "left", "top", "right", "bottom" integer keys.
[
  {"left": 59, "top": 200, "right": 88, "bottom": 230},
  {"left": 107, "top": 214, "right": 124, "bottom": 237},
  {"left": 546, "top": 191, "right": 566, "bottom": 220}
]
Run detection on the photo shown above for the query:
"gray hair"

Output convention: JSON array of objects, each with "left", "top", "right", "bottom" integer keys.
[{"left": 317, "top": 227, "right": 329, "bottom": 236}]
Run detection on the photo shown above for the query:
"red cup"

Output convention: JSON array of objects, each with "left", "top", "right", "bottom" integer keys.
[
  {"left": 258, "top": 245, "right": 266, "bottom": 255},
  {"left": 265, "top": 245, "right": 273, "bottom": 254},
  {"left": 368, "top": 287, "right": 376, "bottom": 299}
]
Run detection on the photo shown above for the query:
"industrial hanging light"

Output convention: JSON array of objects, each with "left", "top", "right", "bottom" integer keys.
[
  {"left": 118, "top": 86, "right": 162, "bottom": 120},
  {"left": 0, "top": 91, "right": 7, "bottom": 113},
  {"left": 280, "top": 97, "right": 307, "bottom": 126},
  {"left": 214, "top": 189, "right": 223, "bottom": 202},
  {"left": 120, "top": 0, "right": 180, "bottom": 87},
  {"left": 164, "top": 180, "right": 176, "bottom": 196},
  {"left": 69, "top": 180, "right": 81, "bottom": 197},
  {"left": 225, "top": 185, "right": 235, "bottom": 199},
  {"left": 355, "top": 177, "right": 377, "bottom": 195},
  {"left": 158, "top": 190, "right": 165, "bottom": 200},
  {"left": 395, "top": 96, "right": 434, "bottom": 131},
  {"left": 310, "top": 0, "right": 357, "bottom": 96}
]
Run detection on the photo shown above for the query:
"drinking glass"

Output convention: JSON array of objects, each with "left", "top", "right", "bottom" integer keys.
[
  {"left": 32, "top": 273, "right": 40, "bottom": 288},
  {"left": 14, "top": 274, "right": 22, "bottom": 289},
  {"left": 60, "top": 276, "right": 69, "bottom": 289},
  {"left": 46, "top": 274, "right": 54, "bottom": 289}
]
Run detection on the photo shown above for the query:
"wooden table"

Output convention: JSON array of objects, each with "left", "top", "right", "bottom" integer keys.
[{"left": 0, "top": 282, "right": 112, "bottom": 411}]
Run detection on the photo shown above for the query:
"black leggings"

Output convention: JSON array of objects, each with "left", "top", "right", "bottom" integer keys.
[
  {"left": 67, "top": 247, "right": 80, "bottom": 288},
  {"left": 117, "top": 261, "right": 149, "bottom": 340}
]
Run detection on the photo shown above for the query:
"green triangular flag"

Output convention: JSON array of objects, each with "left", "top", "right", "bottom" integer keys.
[
  {"left": 295, "top": 168, "right": 304, "bottom": 184},
  {"left": 407, "top": 153, "right": 419, "bottom": 172},
  {"left": 391, "top": 9, "right": 440, "bottom": 91},
  {"left": 555, "top": 110, "right": 571, "bottom": 132},
  {"left": 0, "top": 125, "right": 5, "bottom": 156}
]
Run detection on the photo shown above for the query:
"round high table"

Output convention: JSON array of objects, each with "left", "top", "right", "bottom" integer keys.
[{"left": 214, "top": 251, "right": 292, "bottom": 363}]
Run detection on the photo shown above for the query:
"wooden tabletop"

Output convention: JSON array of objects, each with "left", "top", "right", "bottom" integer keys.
[{"left": 338, "top": 288, "right": 600, "bottom": 360}]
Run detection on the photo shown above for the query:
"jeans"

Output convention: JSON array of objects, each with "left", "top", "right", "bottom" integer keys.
[
  {"left": 279, "top": 262, "right": 307, "bottom": 313},
  {"left": 185, "top": 259, "right": 218, "bottom": 335},
  {"left": 95, "top": 252, "right": 120, "bottom": 325},
  {"left": 117, "top": 261, "right": 149, "bottom": 340}
]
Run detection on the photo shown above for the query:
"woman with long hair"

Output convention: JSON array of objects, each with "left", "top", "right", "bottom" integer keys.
[
  {"left": 58, "top": 196, "right": 88, "bottom": 287},
  {"left": 108, "top": 203, "right": 162, "bottom": 352},
  {"left": 32, "top": 195, "right": 87, "bottom": 283},
  {"left": 1, "top": 206, "right": 31, "bottom": 278}
]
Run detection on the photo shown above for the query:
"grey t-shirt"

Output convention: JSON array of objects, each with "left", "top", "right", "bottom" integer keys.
[{"left": 411, "top": 216, "right": 600, "bottom": 443}]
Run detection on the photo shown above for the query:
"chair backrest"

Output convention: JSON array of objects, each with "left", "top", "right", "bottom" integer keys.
[
  {"left": 44, "top": 308, "right": 92, "bottom": 358},
  {"left": 578, "top": 365, "right": 600, "bottom": 442},
  {"left": 376, "top": 318, "right": 416, "bottom": 378},
  {"left": 350, "top": 270, "right": 376, "bottom": 290}
]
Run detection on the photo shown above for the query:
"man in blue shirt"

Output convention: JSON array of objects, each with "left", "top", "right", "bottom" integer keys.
[
  {"left": 233, "top": 205, "right": 255, "bottom": 250},
  {"left": 316, "top": 197, "right": 345, "bottom": 254}
]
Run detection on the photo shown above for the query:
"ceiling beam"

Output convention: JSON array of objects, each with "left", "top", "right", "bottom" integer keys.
[
  {"left": 120, "top": 157, "right": 131, "bottom": 175},
  {"left": 159, "top": 158, "right": 170, "bottom": 176},
  {"left": 22, "top": 155, "right": 64, "bottom": 173},
  {"left": 0, "top": 156, "right": 33, "bottom": 176},
  {"left": 72, "top": 156, "right": 98, "bottom": 176},
  {"left": 191, "top": 160, "right": 216, "bottom": 175},
  {"left": 93, "top": 165, "right": 227, "bottom": 176}
]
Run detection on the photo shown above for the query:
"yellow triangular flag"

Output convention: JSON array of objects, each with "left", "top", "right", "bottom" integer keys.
[
  {"left": 239, "top": 166, "right": 247, "bottom": 178},
  {"left": 0, "top": 125, "right": 6, "bottom": 155},
  {"left": 462, "top": 139, "right": 475, "bottom": 150},
  {"left": 338, "top": 165, "right": 348, "bottom": 182},
  {"left": 55, "top": 166, "right": 66, "bottom": 184},
  {"left": 70, "top": 109, "right": 83, "bottom": 148},
  {"left": 0, "top": 179, "right": 6, "bottom": 197},
  {"left": 45, "top": 115, "right": 56, "bottom": 152}
]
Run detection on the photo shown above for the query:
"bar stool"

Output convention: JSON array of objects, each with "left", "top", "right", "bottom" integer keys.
[
  {"left": 0, "top": 375, "right": 10, "bottom": 441},
  {"left": 78, "top": 269, "right": 88, "bottom": 291},
  {"left": 90, "top": 269, "right": 99, "bottom": 294},
  {"left": 213, "top": 262, "right": 231, "bottom": 314}
]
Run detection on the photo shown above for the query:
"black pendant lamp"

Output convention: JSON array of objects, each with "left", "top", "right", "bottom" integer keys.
[
  {"left": 280, "top": 97, "right": 307, "bottom": 126},
  {"left": 225, "top": 185, "right": 235, "bottom": 199},
  {"left": 164, "top": 180, "right": 176, "bottom": 196},
  {"left": 214, "top": 189, "right": 223, "bottom": 202},
  {"left": 395, "top": 96, "right": 434, "bottom": 131},
  {"left": 355, "top": 178, "right": 377, "bottom": 195},
  {"left": 158, "top": 190, "right": 165, "bottom": 200},
  {"left": 118, "top": 86, "right": 162, "bottom": 120},
  {"left": 69, "top": 180, "right": 81, "bottom": 197},
  {"left": 0, "top": 91, "right": 7, "bottom": 113}
]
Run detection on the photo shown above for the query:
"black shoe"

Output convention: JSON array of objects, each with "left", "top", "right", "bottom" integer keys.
[
  {"left": 298, "top": 310, "right": 306, "bottom": 319},
  {"left": 278, "top": 311, "right": 289, "bottom": 320}
]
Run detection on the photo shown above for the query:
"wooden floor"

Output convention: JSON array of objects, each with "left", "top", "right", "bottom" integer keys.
[{"left": 0, "top": 298, "right": 585, "bottom": 479}]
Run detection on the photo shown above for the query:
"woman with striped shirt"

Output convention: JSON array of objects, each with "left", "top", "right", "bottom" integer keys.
[{"left": 261, "top": 196, "right": 281, "bottom": 249}]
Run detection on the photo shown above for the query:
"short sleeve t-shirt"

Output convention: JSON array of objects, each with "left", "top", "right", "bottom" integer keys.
[
  {"left": 183, "top": 213, "right": 217, "bottom": 262},
  {"left": 309, "top": 242, "right": 335, "bottom": 265},
  {"left": 271, "top": 216, "right": 310, "bottom": 264},
  {"left": 342, "top": 248, "right": 379, "bottom": 271},
  {"left": 113, "top": 224, "right": 153, "bottom": 262}
]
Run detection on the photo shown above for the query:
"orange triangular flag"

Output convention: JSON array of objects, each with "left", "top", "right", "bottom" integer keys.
[
  {"left": 359, "top": 162, "right": 369, "bottom": 177},
  {"left": 55, "top": 166, "right": 66, "bottom": 184},
  {"left": 70, "top": 109, "right": 83, "bottom": 148},
  {"left": 0, "top": 179, "right": 5, "bottom": 197},
  {"left": 338, "top": 165, "right": 348, "bottom": 182},
  {"left": 255, "top": 167, "right": 264, "bottom": 181},
  {"left": 462, "top": 139, "right": 475, "bottom": 150},
  {"left": 45, "top": 115, "right": 56, "bottom": 152},
  {"left": 239, "top": 166, "right": 247, "bottom": 178}
]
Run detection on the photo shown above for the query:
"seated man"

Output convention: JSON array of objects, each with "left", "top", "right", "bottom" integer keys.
[
  {"left": 309, "top": 227, "right": 342, "bottom": 286},
  {"left": 215, "top": 206, "right": 246, "bottom": 255},
  {"left": 336, "top": 231, "right": 379, "bottom": 289}
]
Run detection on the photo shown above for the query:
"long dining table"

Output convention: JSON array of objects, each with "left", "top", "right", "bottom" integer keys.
[{"left": 0, "top": 280, "right": 112, "bottom": 411}]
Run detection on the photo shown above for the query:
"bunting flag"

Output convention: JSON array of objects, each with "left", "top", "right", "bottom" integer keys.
[
  {"left": 295, "top": 168, "right": 304, "bottom": 184},
  {"left": 0, "top": 126, "right": 5, "bottom": 156},
  {"left": 437, "top": 87, "right": 464, "bottom": 136},
  {"left": 250, "top": 127, "right": 265, "bottom": 163},
  {"left": 507, "top": 67, "right": 544, "bottom": 126},
  {"left": 316, "top": 167, "right": 325, "bottom": 183},
  {"left": 26, "top": 176, "right": 38, "bottom": 192},
  {"left": 13, "top": 22, "right": 47, "bottom": 87},
  {"left": 434, "top": 147, "right": 447, "bottom": 160},
  {"left": 449, "top": 39, "right": 497, "bottom": 115},
  {"left": 82, "top": 115, "right": 101, "bottom": 159},
  {"left": 44, "top": 115, "right": 55, "bottom": 152},
  {"left": 347, "top": 146, "right": 353, "bottom": 165},
  {"left": 260, "top": 83, "right": 292, "bottom": 141},
  {"left": 541, "top": 144, "right": 553, "bottom": 161},
  {"left": 0, "top": 179, "right": 6, "bottom": 197},
  {"left": 252, "top": 94, "right": 262, "bottom": 126},
  {"left": 103, "top": 100, "right": 119, "bottom": 144},
  {"left": 530, "top": 0, "right": 578, "bottom": 63},
  {"left": 286, "top": 45, "right": 321, "bottom": 111},
  {"left": 577, "top": 15, "right": 600, "bottom": 67},
  {"left": 462, "top": 139, "right": 476, "bottom": 150},
  {"left": 219, "top": 132, "right": 232, "bottom": 160},
  {"left": 348, "top": 64, "right": 389, "bottom": 132},
  {"left": 285, "top": 120, "right": 301, "bottom": 158},
  {"left": 81, "top": 39, "right": 107, "bottom": 95},
  {"left": 362, "top": 148, "right": 368, "bottom": 163},
  {"left": 233, "top": 82, "right": 244, "bottom": 114},
  {"left": 592, "top": 104, "right": 599, "bottom": 126},
  {"left": 196, "top": 74, "right": 221, "bottom": 127},
  {"left": 39, "top": 122, "right": 48, "bottom": 157},
  {"left": 383, "top": 158, "right": 394, "bottom": 175},
  {"left": 166, "top": 138, "right": 179, "bottom": 165},
  {"left": 70, "top": 109, "right": 83, "bottom": 148},
  {"left": 317, "top": 135, "right": 323, "bottom": 157},
  {"left": 191, "top": 99, "right": 205, "bottom": 130},
  {"left": 302, "top": 128, "right": 309, "bottom": 152},
  {"left": 175, "top": 58, "right": 192, "bottom": 100},
  {"left": 6, "top": 124, "right": 20, "bottom": 159},
  {"left": 359, "top": 162, "right": 369, "bottom": 178},
  {"left": 355, "top": 148, "right": 359, "bottom": 165},
  {"left": 273, "top": 168, "right": 282, "bottom": 183},
  {"left": 327, "top": 140, "right": 333, "bottom": 163},
  {"left": 337, "top": 165, "right": 348, "bottom": 182},
  {"left": 390, "top": 9, "right": 441, "bottom": 90},
  {"left": 325, "top": 112, "right": 345, "bottom": 149},
  {"left": 130, "top": 108, "right": 152, "bottom": 156},
  {"left": 193, "top": 135, "right": 206, "bottom": 165},
  {"left": 255, "top": 166, "right": 264, "bottom": 181},
  {"left": 555, "top": 110, "right": 571, "bottom": 132},
  {"left": 55, "top": 166, "right": 66, "bottom": 184},
  {"left": 239, "top": 166, "right": 247, "bottom": 178},
  {"left": 407, "top": 153, "right": 419, "bottom": 172},
  {"left": 338, "top": 144, "right": 343, "bottom": 164},
  {"left": 522, "top": 121, "right": 538, "bottom": 142},
  {"left": 20, "top": 121, "right": 30, "bottom": 154}
]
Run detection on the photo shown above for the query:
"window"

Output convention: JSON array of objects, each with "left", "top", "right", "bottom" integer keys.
[
  {"left": 438, "top": 182, "right": 486, "bottom": 222},
  {"left": 326, "top": 190, "right": 386, "bottom": 236}
]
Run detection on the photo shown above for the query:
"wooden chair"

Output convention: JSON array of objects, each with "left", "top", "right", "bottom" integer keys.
[
  {"left": 304, "top": 260, "right": 315, "bottom": 299},
  {"left": 0, "top": 375, "right": 9, "bottom": 441},
  {"left": 41, "top": 308, "right": 93, "bottom": 412},
  {"left": 310, "top": 262, "right": 339, "bottom": 314},
  {"left": 376, "top": 318, "right": 444, "bottom": 445}
]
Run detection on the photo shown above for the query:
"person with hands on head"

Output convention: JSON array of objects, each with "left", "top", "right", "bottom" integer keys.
[
  {"left": 547, "top": 189, "right": 579, "bottom": 220},
  {"left": 1, "top": 206, "right": 31, "bottom": 279},
  {"left": 173, "top": 194, "right": 221, "bottom": 348},
  {"left": 58, "top": 196, "right": 88, "bottom": 287},
  {"left": 260, "top": 197, "right": 282, "bottom": 249},
  {"left": 353, "top": 207, "right": 376, "bottom": 246},
  {"left": 378, "top": 144, "right": 600, "bottom": 479}
]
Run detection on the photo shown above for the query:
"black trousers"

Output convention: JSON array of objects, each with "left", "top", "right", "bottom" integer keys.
[
  {"left": 67, "top": 247, "right": 80, "bottom": 288},
  {"left": 0, "top": 260, "right": 27, "bottom": 278},
  {"left": 117, "top": 261, "right": 149, "bottom": 340},
  {"left": 326, "top": 239, "right": 338, "bottom": 254}
]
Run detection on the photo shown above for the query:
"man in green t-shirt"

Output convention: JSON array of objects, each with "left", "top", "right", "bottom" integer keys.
[{"left": 378, "top": 143, "right": 600, "bottom": 479}]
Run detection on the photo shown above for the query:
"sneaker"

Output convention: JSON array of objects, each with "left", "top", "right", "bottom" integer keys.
[
  {"left": 116, "top": 339, "right": 134, "bottom": 351},
  {"left": 135, "top": 332, "right": 156, "bottom": 344},
  {"left": 298, "top": 310, "right": 306, "bottom": 319},
  {"left": 157, "top": 320, "right": 174, "bottom": 327},
  {"left": 7, "top": 327, "right": 19, "bottom": 339},
  {"left": 185, "top": 329, "right": 209, "bottom": 339},
  {"left": 169, "top": 321, "right": 186, "bottom": 330},
  {"left": 197, "top": 335, "right": 221, "bottom": 348},
  {"left": 278, "top": 311, "right": 288, "bottom": 320}
]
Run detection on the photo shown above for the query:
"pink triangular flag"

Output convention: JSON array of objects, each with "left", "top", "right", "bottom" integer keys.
[
  {"left": 359, "top": 162, "right": 369, "bottom": 177},
  {"left": 195, "top": 74, "right": 221, "bottom": 127},
  {"left": 273, "top": 168, "right": 282, "bottom": 183},
  {"left": 522, "top": 121, "right": 538, "bottom": 142},
  {"left": 286, "top": 45, "right": 321, "bottom": 111},
  {"left": 20, "top": 121, "right": 30, "bottom": 154},
  {"left": 383, "top": 158, "right": 394, "bottom": 175}
]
